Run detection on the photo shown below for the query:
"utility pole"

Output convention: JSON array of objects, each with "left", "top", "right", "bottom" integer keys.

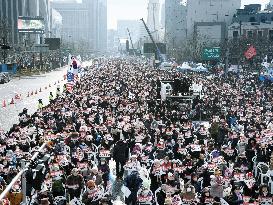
[
  {"left": 238, "top": 21, "right": 242, "bottom": 74},
  {"left": 225, "top": 38, "right": 229, "bottom": 77},
  {"left": 40, "top": 35, "right": 43, "bottom": 70}
]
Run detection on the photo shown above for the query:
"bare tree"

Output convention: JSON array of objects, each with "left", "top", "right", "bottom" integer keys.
[{"left": 0, "top": 17, "right": 12, "bottom": 64}]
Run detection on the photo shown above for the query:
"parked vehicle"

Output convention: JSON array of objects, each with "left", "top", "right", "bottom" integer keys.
[{"left": 0, "top": 72, "right": 11, "bottom": 84}]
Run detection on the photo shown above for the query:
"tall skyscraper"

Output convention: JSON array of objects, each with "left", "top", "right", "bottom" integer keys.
[
  {"left": 97, "top": 0, "right": 107, "bottom": 52},
  {"left": 186, "top": 0, "right": 241, "bottom": 35},
  {"left": 52, "top": 0, "right": 107, "bottom": 52},
  {"left": 0, "top": 0, "right": 51, "bottom": 46},
  {"left": 147, "top": 0, "right": 161, "bottom": 41},
  {"left": 165, "top": 0, "right": 187, "bottom": 49}
]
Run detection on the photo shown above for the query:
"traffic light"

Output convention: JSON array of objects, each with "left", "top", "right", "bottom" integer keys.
[{"left": 126, "top": 40, "right": 129, "bottom": 51}]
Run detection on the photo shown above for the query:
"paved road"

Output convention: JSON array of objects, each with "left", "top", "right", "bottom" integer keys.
[{"left": 0, "top": 67, "right": 67, "bottom": 131}]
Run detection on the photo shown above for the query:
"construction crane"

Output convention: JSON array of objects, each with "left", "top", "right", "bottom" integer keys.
[
  {"left": 140, "top": 18, "right": 163, "bottom": 67},
  {"left": 127, "top": 28, "right": 135, "bottom": 56}
]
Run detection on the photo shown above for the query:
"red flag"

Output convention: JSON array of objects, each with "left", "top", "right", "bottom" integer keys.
[{"left": 244, "top": 45, "right": 256, "bottom": 59}]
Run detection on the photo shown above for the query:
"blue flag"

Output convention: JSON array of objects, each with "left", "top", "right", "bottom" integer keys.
[{"left": 67, "top": 71, "right": 74, "bottom": 82}]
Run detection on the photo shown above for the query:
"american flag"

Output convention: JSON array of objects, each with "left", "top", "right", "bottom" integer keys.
[
  {"left": 66, "top": 71, "right": 75, "bottom": 92},
  {"left": 66, "top": 82, "right": 74, "bottom": 93}
]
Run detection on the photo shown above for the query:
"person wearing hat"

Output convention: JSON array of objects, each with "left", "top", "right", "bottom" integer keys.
[{"left": 65, "top": 168, "right": 84, "bottom": 200}]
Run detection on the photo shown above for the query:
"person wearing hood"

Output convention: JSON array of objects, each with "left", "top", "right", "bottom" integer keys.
[{"left": 113, "top": 139, "right": 129, "bottom": 176}]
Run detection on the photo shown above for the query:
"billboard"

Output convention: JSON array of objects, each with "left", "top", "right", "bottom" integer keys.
[
  {"left": 143, "top": 43, "right": 166, "bottom": 54},
  {"left": 202, "top": 47, "right": 221, "bottom": 60},
  {"left": 18, "top": 16, "right": 45, "bottom": 33},
  {"left": 45, "top": 38, "right": 61, "bottom": 50}
]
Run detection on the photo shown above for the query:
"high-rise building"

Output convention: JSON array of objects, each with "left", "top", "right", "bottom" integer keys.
[
  {"left": 52, "top": 0, "right": 107, "bottom": 52},
  {"left": 165, "top": 0, "right": 187, "bottom": 49},
  {"left": 0, "top": 0, "right": 51, "bottom": 46},
  {"left": 186, "top": 0, "right": 241, "bottom": 42},
  {"left": 147, "top": 0, "right": 161, "bottom": 41},
  {"left": 107, "top": 29, "right": 119, "bottom": 52},
  {"left": 0, "top": 0, "right": 23, "bottom": 45},
  {"left": 97, "top": 0, "right": 107, "bottom": 52},
  {"left": 161, "top": 3, "right": 165, "bottom": 29}
]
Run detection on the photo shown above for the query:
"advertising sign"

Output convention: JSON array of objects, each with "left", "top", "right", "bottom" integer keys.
[
  {"left": 18, "top": 16, "right": 45, "bottom": 33},
  {"left": 45, "top": 38, "right": 61, "bottom": 50},
  {"left": 143, "top": 43, "right": 166, "bottom": 54}
]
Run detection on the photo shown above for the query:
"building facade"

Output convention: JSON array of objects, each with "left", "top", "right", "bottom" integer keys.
[
  {"left": 228, "top": 4, "right": 273, "bottom": 40},
  {"left": 147, "top": 0, "right": 161, "bottom": 41},
  {"left": 187, "top": 0, "right": 241, "bottom": 42},
  {"left": 165, "top": 0, "right": 187, "bottom": 49},
  {"left": 52, "top": 0, "right": 107, "bottom": 52},
  {"left": 0, "top": 0, "right": 51, "bottom": 46}
]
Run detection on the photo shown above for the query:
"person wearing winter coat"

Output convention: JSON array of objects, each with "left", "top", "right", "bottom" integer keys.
[
  {"left": 124, "top": 171, "right": 143, "bottom": 205},
  {"left": 227, "top": 186, "right": 244, "bottom": 205},
  {"left": 86, "top": 167, "right": 103, "bottom": 186},
  {"left": 65, "top": 168, "right": 84, "bottom": 199},
  {"left": 111, "top": 175, "right": 125, "bottom": 203},
  {"left": 112, "top": 139, "right": 129, "bottom": 176},
  {"left": 210, "top": 169, "right": 224, "bottom": 198}
]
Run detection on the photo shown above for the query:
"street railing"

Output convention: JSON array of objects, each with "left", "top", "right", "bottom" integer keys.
[{"left": 0, "top": 142, "right": 48, "bottom": 204}]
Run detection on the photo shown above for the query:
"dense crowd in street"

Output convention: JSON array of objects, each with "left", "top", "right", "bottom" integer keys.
[{"left": 0, "top": 58, "right": 273, "bottom": 205}]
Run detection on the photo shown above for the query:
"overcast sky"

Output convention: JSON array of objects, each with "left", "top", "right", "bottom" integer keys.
[{"left": 107, "top": 0, "right": 271, "bottom": 30}]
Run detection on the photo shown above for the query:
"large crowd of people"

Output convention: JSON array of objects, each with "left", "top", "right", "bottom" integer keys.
[{"left": 0, "top": 58, "right": 273, "bottom": 205}]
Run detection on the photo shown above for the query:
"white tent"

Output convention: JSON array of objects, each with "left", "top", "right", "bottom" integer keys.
[
  {"left": 180, "top": 62, "right": 192, "bottom": 69},
  {"left": 192, "top": 65, "right": 208, "bottom": 72}
]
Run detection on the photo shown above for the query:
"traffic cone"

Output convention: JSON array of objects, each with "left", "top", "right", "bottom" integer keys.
[
  {"left": 15, "top": 93, "right": 20, "bottom": 100},
  {"left": 27, "top": 92, "right": 30, "bottom": 97},
  {"left": 10, "top": 98, "right": 14, "bottom": 105},
  {"left": 2, "top": 100, "right": 6, "bottom": 108},
  {"left": 35, "top": 90, "right": 38, "bottom": 95},
  {"left": 39, "top": 87, "right": 42, "bottom": 92}
]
